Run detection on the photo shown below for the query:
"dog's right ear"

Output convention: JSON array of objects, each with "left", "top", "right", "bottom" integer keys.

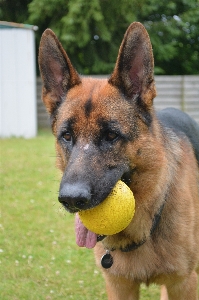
[
  {"left": 39, "top": 29, "right": 81, "bottom": 114},
  {"left": 109, "top": 22, "right": 156, "bottom": 109}
]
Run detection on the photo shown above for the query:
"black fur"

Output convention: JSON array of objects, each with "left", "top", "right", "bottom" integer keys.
[
  {"left": 157, "top": 107, "right": 199, "bottom": 164},
  {"left": 84, "top": 99, "right": 93, "bottom": 118}
]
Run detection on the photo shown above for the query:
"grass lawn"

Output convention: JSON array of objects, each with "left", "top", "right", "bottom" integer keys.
[{"left": 0, "top": 130, "right": 198, "bottom": 299}]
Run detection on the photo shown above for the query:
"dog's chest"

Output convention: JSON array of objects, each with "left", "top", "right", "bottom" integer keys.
[{"left": 94, "top": 242, "right": 168, "bottom": 283}]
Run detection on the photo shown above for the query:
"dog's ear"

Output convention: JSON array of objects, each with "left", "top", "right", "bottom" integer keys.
[
  {"left": 109, "top": 22, "right": 156, "bottom": 108},
  {"left": 39, "top": 29, "right": 81, "bottom": 114}
]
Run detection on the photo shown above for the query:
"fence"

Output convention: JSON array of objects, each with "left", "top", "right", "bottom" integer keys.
[{"left": 37, "top": 75, "right": 199, "bottom": 128}]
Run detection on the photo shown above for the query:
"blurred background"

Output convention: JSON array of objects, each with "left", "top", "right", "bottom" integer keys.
[
  {"left": 1, "top": 0, "right": 199, "bottom": 75},
  {"left": 0, "top": 2, "right": 199, "bottom": 298}
]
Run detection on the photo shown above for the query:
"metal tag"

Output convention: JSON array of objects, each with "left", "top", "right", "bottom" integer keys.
[{"left": 101, "top": 250, "right": 113, "bottom": 269}]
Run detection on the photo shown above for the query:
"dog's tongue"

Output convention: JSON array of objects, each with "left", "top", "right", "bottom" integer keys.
[{"left": 75, "top": 213, "right": 97, "bottom": 249}]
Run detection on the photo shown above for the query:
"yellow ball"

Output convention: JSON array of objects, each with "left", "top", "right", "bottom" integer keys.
[{"left": 78, "top": 180, "right": 135, "bottom": 235}]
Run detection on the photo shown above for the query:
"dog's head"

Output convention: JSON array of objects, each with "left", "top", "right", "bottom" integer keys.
[{"left": 39, "top": 22, "right": 156, "bottom": 213}]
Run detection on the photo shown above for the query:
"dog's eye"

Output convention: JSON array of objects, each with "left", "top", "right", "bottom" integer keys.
[
  {"left": 105, "top": 131, "right": 118, "bottom": 142},
  {"left": 62, "top": 131, "right": 72, "bottom": 142}
]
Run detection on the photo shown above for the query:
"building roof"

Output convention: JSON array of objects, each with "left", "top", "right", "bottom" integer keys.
[{"left": 0, "top": 21, "right": 38, "bottom": 31}]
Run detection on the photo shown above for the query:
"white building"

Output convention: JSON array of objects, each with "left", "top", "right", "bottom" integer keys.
[{"left": 0, "top": 21, "right": 38, "bottom": 138}]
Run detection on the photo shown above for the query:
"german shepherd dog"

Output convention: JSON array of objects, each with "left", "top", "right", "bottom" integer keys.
[{"left": 39, "top": 22, "right": 199, "bottom": 299}]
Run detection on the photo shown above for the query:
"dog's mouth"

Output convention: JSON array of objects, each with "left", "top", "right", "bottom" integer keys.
[
  {"left": 58, "top": 159, "right": 134, "bottom": 214},
  {"left": 121, "top": 171, "right": 132, "bottom": 186},
  {"left": 59, "top": 170, "right": 133, "bottom": 247},
  {"left": 74, "top": 172, "right": 133, "bottom": 249}
]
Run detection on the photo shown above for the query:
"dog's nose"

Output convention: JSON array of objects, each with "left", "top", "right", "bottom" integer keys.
[
  {"left": 59, "top": 195, "right": 89, "bottom": 210},
  {"left": 58, "top": 183, "right": 91, "bottom": 212}
]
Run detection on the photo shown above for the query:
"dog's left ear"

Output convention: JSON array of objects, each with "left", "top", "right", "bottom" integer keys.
[
  {"left": 39, "top": 29, "right": 81, "bottom": 114},
  {"left": 109, "top": 22, "right": 156, "bottom": 108}
]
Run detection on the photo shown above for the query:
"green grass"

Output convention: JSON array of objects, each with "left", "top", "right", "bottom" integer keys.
[{"left": 0, "top": 130, "right": 196, "bottom": 299}]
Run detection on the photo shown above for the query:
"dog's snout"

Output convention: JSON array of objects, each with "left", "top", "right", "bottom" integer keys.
[{"left": 58, "top": 182, "right": 91, "bottom": 212}]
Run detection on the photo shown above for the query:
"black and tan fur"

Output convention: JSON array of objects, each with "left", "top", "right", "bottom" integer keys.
[{"left": 39, "top": 22, "right": 199, "bottom": 299}]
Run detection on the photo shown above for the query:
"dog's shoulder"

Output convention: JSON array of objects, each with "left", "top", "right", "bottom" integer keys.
[{"left": 157, "top": 107, "right": 199, "bottom": 163}]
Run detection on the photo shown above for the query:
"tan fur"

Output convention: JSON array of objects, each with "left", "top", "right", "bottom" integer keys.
[{"left": 39, "top": 22, "right": 199, "bottom": 299}]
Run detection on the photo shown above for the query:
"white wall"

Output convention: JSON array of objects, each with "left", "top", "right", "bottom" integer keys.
[
  {"left": 0, "top": 28, "right": 37, "bottom": 138},
  {"left": 154, "top": 76, "right": 199, "bottom": 123}
]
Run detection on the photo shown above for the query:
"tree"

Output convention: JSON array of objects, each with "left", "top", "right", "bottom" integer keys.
[
  {"left": 0, "top": 0, "right": 31, "bottom": 23},
  {"left": 136, "top": 0, "right": 199, "bottom": 74},
  {"left": 28, "top": 0, "right": 137, "bottom": 74}
]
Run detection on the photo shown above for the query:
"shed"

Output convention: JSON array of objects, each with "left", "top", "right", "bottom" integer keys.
[{"left": 0, "top": 21, "right": 38, "bottom": 138}]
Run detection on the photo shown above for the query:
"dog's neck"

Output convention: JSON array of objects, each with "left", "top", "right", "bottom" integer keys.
[
  {"left": 100, "top": 200, "right": 166, "bottom": 269},
  {"left": 119, "top": 200, "right": 165, "bottom": 252},
  {"left": 100, "top": 199, "right": 166, "bottom": 253}
]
